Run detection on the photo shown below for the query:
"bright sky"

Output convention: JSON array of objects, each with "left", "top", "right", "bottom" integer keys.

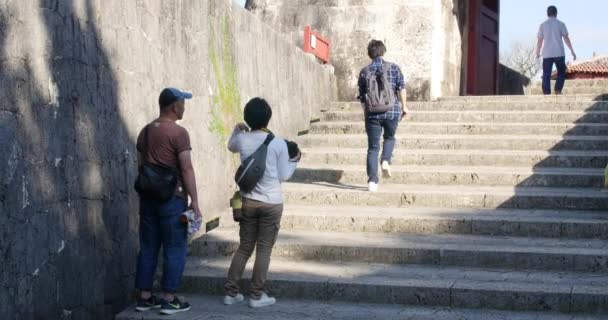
[
  {"left": 235, "top": 0, "right": 607, "bottom": 61},
  {"left": 501, "top": 0, "right": 608, "bottom": 61}
]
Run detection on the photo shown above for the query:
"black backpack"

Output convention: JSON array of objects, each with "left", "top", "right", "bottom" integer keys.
[{"left": 234, "top": 133, "right": 275, "bottom": 193}]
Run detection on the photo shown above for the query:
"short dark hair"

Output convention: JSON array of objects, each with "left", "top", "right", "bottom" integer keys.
[
  {"left": 244, "top": 98, "right": 272, "bottom": 130},
  {"left": 367, "top": 40, "right": 386, "bottom": 59},
  {"left": 547, "top": 6, "right": 557, "bottom": 17}
]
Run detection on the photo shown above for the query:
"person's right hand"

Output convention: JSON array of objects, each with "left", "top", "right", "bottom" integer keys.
[
  {"left": 235, "top": 123, "right": 249, "bottom": 132},
  {"left": 190, "top": 201, "right": 202, "bottom": 220},
  {"left": 572, "top": 52, "right": 577, "bottom": 61}
]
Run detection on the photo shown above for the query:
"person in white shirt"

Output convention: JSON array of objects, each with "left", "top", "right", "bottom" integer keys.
[
  {"left": 223, "top": 98, "right": 301, "bottom": 308},
  {"left": 536, "top": 5, "right": 577, "bottom": 95}
]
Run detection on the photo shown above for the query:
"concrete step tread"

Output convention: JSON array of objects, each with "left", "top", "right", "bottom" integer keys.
[
  {"left": 114, "top": 293, "right": 604, "bottom": 320},
  {"left": 295, "top": 164, "right": 604, "bottom": 176},
  {"left": 283, "top": 205, "right": 608, "bottom": 224},
  {"left": 202, "top": 229, "right": 608, "bottom": 254},
  {"left": 437, "top": 94, "right": 608, "bottom": 102},
  {"left": 315, "top": 121, "right": 608, "bottom": 127},
  {"left": 183, "top": 257, "right": 608, "bottom": 293},
  {"left": 324, "top": 110, "right": 608, "bottom": 115},
  {"left": 299, "top": 134, "right": 608, "bottom": 141},
  {"left": 283, "top": 182, "right": 608, "bottom": 198},
  {"left": 300, "top": 148, "right": 608, "bottom": 157}
]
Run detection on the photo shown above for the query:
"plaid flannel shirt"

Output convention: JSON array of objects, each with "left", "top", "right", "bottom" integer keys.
[{"left": 358, "top": 58, "right": 406, "bottom": 120}]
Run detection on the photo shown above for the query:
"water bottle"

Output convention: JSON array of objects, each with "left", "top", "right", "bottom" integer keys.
[{"left": 230, "top": 191, "right": 242, "bottom": 222}]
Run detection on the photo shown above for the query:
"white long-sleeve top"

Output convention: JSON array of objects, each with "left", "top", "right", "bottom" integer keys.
[{"left": 228, "top": 128, "right": 298, "bottom": 204}]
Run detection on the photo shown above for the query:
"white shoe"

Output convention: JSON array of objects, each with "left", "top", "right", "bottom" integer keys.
[
  {"left": 381, "top": 161, "right": 392, "bottom": 178},
  {"left": 248, "top": 293, "right": 276, "bottom": 308},
  {"left": 368, "top": 182, "right": 378, "bottom": 192},
  {"left": 223, "top": 294, "right": 244, "bottom": 305}
]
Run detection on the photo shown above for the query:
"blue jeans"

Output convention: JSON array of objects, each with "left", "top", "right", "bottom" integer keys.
[
  {"left": 365, "top": 117, "right": 399, "bottom": 183},
  {"left": 135, "top": 195, "right": 188, "bottom": 293},
  {"left": 542, "top": 56, "right": 566, "bottom": 95}
]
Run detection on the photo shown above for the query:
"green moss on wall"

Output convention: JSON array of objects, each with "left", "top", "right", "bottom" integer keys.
[{"left": 208, "top": 17, "right": 241, "bottom": 143}]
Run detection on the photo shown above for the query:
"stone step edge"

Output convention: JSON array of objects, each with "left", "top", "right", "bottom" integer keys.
[
  {"left": 114, "top": 293, "right": 607, "bottom": 320},
  {"left": 294, "top": 165, "right": 604, "bottom": 176},
  {"left": 180, "top": 258, "right": 608, "bottom": 313},
  {"left": 199, "top": 229, "right": 608, "bottom": 256}
]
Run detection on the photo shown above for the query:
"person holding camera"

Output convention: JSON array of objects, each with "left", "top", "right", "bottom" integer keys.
[{"left": 224, "top": 97, "right": 301, "bottom": 308}]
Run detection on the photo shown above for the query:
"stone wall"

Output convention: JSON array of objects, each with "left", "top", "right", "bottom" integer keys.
[
  {"left": 246, "top": 0, "right": 466, "bottom": 100},
  {"left": 499, "top": 64, "right": 531, "bottom": 95},
  {"left": 0, "top": 0, "right": 336, "bottom": 319}
]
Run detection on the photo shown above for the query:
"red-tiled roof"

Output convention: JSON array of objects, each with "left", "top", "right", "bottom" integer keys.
[{"left": 566, "top": 55, "right": 608, "bottom": 74}]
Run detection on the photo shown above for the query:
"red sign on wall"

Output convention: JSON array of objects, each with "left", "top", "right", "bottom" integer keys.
[{"left": 303, "top": 26, "right": 331, "bottom": 64}]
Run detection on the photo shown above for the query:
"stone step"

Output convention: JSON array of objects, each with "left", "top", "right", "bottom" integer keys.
[
  {"left": 278, "top": 205, "right": 608, "bottom": 239},
  {"left": 297, "top": 134, "right": 608, "bottom": 151},
  {"left": 290, "top": 165, "right": 604, "bottom": 188},
  {"left": 283, "top": 182, "right": 608, "bottom": 211},
  {"left": 310, "top": 121, "right": 608, "bottom": 136},
  {"left": 536, "top": 79, "right": 608, "bottom": 88},
  {"left": 194, "top": 229, "right": 608, "bottom": 272},
  {"left": 438, "top": 94, "right": 608, "bottom": 102},
  {"left": 329, "top": 101, "right": 608, "bottom": 112},
  {"left": 115, "top": 293, "right": 606, "bottom": 320},
  {"left": 530, "top": 87, "right": 608, "bottom": 95},
  {"left": 300, "top": 148, "right": 608, "bottom": 168},
  {"left": 178, "top": 257, "right": 608, "bottom": 313},
  {"left": 321, "top": 111, "right": 608, "bottom": 123}
]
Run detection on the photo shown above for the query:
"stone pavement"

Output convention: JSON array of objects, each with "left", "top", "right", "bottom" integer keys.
[{"left": 116, "top": 294, "right": 605, "bottom": 320}]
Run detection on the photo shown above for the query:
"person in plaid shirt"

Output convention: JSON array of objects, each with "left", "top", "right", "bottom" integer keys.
[{"left": 358, "top": 40, "right": 409, "bottom": 192}]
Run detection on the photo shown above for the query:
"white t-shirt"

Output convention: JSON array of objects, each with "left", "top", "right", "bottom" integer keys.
[
  {"left": 538, "top": 17, "right": 569, "bottom": 59},
  {"left": 228, "top": 129, "right": 298, "bottom": 204}
]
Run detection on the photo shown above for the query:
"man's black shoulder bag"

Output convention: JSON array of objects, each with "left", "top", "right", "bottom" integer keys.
[{"left": 134, "top": 125, "right": 179, "bottom": 202}]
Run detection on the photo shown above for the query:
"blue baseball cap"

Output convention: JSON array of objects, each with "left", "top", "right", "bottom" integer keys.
[{"left": 159, "top": 87, "right": 193, "bottom": 107}]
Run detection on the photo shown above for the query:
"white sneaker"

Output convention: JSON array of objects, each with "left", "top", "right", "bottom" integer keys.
[
  {"left": 223, "top": 294, "right": 244, "bottom": 305},
  {"left": 381, "top": 161, "right": 392, "bottom": 178},
  {"left": 248, "top": 293, "right": 276, "bottom": 308},
  {"left": 368, "top": 182, "right": 378, "bottom": 192}
]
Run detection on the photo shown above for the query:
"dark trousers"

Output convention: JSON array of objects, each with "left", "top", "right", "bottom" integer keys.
[
  {"left": 225, "top": 198, "right": 283, "bottom": 299},
  {"left": 365, "top": 117, "right": 399, "bottom": 183},
  {"left": 135, "top": 195, "right": 188, "bottom": 293},
  {"left": 542, "top": 56, "right": 567, "bottom": 95}
]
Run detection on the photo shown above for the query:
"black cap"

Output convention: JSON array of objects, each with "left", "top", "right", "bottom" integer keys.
[{"left": 159, "top": 87, "right": 193, "bottom": 108}]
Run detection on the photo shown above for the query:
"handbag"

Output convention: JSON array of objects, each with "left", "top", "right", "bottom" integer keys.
[{"left": 134, "top": 124, "right": 178, "bottom": 202}]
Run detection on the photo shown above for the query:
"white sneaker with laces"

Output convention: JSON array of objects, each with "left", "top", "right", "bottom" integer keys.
[
  {"left": 223, "top": 294, "right": 244, "bottom": 305},
  {"left": 381, "top": 161, "right": 392, "bottom": 178},
  {"left": 248, "top": 293, "right": 276, "bottom": 308},
  {"left": 368, "top": 182, "right": 378, "bottom": 192}
]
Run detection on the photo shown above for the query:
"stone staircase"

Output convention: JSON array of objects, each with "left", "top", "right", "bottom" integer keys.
[{"left": 117, "top": 94, "right": 608, "bottom": 319}]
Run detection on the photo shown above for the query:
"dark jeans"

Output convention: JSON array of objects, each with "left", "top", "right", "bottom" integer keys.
[
  {"left": 365, "top": 117, "right": 399, "bottom": 183},
  {"left": 135, "top": 195, "right": 188, "bottom": 293},
  {"left": 542, "top": 56, "right": 567, "bottom": 95},
  {"left": 225, "top": 198, "right": 283, "bottom": 299}
]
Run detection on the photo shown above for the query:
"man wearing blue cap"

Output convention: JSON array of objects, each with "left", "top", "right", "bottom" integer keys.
[{"left": 134, "top": 88, "right": 200, "bottom": 315}]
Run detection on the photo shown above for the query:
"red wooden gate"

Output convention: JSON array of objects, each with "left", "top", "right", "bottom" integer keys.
[{"left": 467, "top": 0, "right": 500, "bottom": 95}]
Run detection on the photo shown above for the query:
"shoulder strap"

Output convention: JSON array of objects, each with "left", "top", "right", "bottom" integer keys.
[{"left": 263, "top": 133, "right": 275, "bottom": 146}]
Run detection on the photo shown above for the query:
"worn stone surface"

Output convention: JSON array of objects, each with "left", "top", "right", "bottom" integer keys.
[
  {"left": 299, "top": 148, "right": 608, "bottom": 168},
  {"left": 0, "top": 0, "right": 335, "bottom": 319},
  {"left": 115, "top": 294, "right": 607, "bottom": 320},
  {"left": 246, "top": 0, "right": 466, "bottom": 100}
]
